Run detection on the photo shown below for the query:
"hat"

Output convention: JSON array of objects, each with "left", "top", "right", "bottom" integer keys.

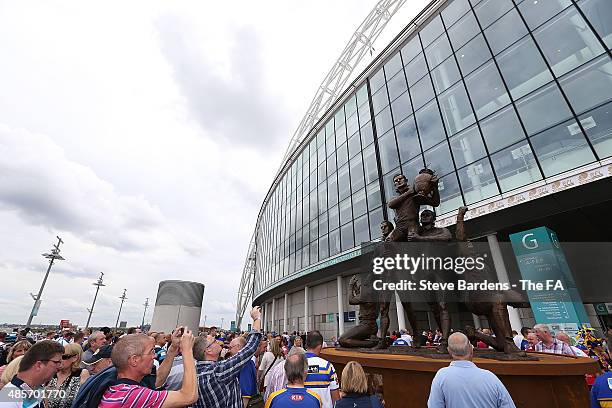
[{"left": 84, "top": 345, "right": 113, "bottom": 365}]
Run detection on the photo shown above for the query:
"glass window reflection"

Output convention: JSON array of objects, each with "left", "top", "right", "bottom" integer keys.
[
  {"left": 559, "top": 55, "right": 612, "bottom": 115},
  {"left": 448, "top": 10, "right": 480, "bottom": 50},
  {"left": 474, "top": 0, "right": 513, "bottom": 29},
  {"left": 341, "top": 223, "right": 354, "bottom": 251},
  {"left": 375, "top": 107, "right": 394, "bottom": 135},
  {"left": 415, "top": 100, "right": 446, "bottom": 150},
  {"left": 354, "top": 215, "right": 370, "bottom": 245},
  {"left": 579, "top": 102, "right": 612, "bottom": 159},
  {"left": 350, "top": 155, "right": 365, "bottom": 191},
  {"left": 378, "top": 130, "right": 400, "bottom": 173},
  {"left": 458, "top": 158, "right": 499, "bottom": 204},
  {"left": 441, "top": 0, "right": 470, "bottom": 27},
  {"left": 370, "top": 67, "right": 386, "bottom": 93},
  {"left": 516, "top": 82, "right": 574, "bottom": 135},
  {"left": 490, "top": 140, "right": 541, "bottom": 192},
  {"left": 484, "top": 9, "right": 528, "bottom": 55},
  {"left": 420, "top": 15, "right": 445, "bottom": 47},
  {"left": 390, "top": 91, "right": 413, "bottom": 123},
  {"left": 369, "top": 207, "right": 384, "bottom": 240},
  {"left": 449, "top": 125, "right": 487, "bottom": 168},
  {"left": 437, "top": 81, "right": 475, "bottom": 135},
  {"left": 425, "top": 35, "right": 453, "bottom": 69},
  {"left": 367, "top": 181, "right": 382, "bottom": 210},
  {"left": 577, "top": 0, "right": 612, "bottom": 49},
  {"left": 530, "top": 119, "right": 596, "bottom": 177},
  {"left": 424, "top": 141, "right": 455, "bottom": 177},
  {"left": 387, "top": 71, "right": 409, "bottom": 102},
  {"left": 411, "top": 75, "right": 436, "bottom": 111},
  {"left": 353, "top": 188, "right": 368, "bottom": 218},
  {"left": 518, "top": 0, "right": 572, "bottom": 31},
  {"left": 456, "top": 34, "right": 492, "bottom": 76},
  {"left": 402, "top": 155, "right": 425, "bottom": 180},
  {"left": 372, "top": 87, "right": 389, "bottom": 115},
  {"left": 401, "top": 38, "right": 422, "bottom": 65},
  {"left": 431, "top": 57, "right": 461, "bottom": 94},
  {"left": 533, "top": 7, "right": 604, "bottom": 77},
  {"left": 385, "top": 53, "right": 404, "bottom": 78},
  {"left": 363, "top": 144, "right": 379, "bottom": 183},
  {"left": 480, "top": 105, "right": 527, "bottom": 153},
  {"left": 396, "top": 115, "right": 421, "bottom": 163},
  {"left": 405, "top": 54, "right": 428, "bottom": 86},
  {"left": 437, "top": 172, "right": 464, "bottom": 214},
  {"left": 464, "top": 60, "right": 511, "bottom": 119},
  {"left": 496, "top": 36, "right": 553, "bottom": 100}
]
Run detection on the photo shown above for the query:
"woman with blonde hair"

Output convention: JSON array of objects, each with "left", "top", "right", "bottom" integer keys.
[
  {"left": 0, "top": 340, "right": 31, "bottom": 379},
  {"left": 336, "top": 361, "right": 384, "bottom": 408},
  {"left": 46, "top": 343, "right": 90, "bottom": 408},
  {"left": 0, "top": 356, "right": 23, "bottom": 389}
]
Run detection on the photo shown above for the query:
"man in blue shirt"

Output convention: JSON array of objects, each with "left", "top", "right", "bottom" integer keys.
[
  {"left": 428, "top": 332, "right": 516, "bottom": 408},
  {"left": 265, "top": 353, "right": 321, "bottom": 408},
  {"left": 591, "top": 371, "right": 612, "bottom": 407}
]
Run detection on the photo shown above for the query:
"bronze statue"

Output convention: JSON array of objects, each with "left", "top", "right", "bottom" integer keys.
[{"left": 338, "top": 274, "right": 380, "bottom": 348}]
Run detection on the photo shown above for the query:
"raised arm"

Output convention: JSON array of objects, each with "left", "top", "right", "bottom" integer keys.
[
  {"left": 161, "top": 329, "right": 198, "bottom": 408},
  {"left": 388, "top": 186, "right": 415, "bottom": 209},
  {"left": 215, "top": 307, "right": 263, "bottom": 383},
  {"left": 156, "top": 327, "right": 182, "bottom": 389}
]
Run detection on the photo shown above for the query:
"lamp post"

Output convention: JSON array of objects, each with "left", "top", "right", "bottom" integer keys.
[
  {"left": 85, "top": 272, "right": 105, "bottom": 329},
  {"left": 141, "top": 298, "right": 149, "bottom": 330},
  {"left": 26, "top": 236, "right": 64, "bottom": 326},
  {"left": 114, "top": 289, "right": 127, "bottom": 332}
]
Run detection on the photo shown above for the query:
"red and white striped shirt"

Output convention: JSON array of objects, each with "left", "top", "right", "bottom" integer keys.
[{"left": 98, "top": 384, "right": 168, "bottom": 408}]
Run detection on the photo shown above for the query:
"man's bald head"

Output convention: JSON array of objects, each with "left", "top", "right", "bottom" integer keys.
[{"left": 447, "top": 332, "right": 472, "bottom": 360}]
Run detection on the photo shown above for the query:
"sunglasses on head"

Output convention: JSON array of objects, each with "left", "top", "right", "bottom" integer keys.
[{"left": 62, "top": 354, "right": 77, "bottom": 360}]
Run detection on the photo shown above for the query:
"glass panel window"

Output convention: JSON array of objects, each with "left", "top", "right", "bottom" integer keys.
[
  {"left": 420, "top": 15, "right": 445, "bottom": 47},
  {"left": 302, "top": 242, "right": 310, "bottom": 266},
  {"left": 480, "top": 105, "right": 527, "bottom": 153},
  {"left": 317, "top": 165, "right": 326, "bottom": 186},
  {"left": 415, "top": 100, "right": 446, "bottom": 150},
  {"left": 346, "top": 113, "right": 359, "bottom": 137},
  {"left": 361, "top": 122, "right": 374, "bottom": 147},
  {"left": 464, "top": 60, "right": 511, "bottom": 119},
  {"left": 372, "top": 87, "right": 389, "bottom": 115},
  {"left": 474, "top": 0, "right": 513, "bottom": 29},
  {"left": 350, "top": 155, "right": 365, "bottom": 191},
  {"left": 327, "top": 151, "right": 337, "bottom": 174},
  {"left": 348, "top": 132, "right": 362, "bottom": 159},
  {"left": 534, "top": 7, "right": 605, "bottom": 78},
  {"left": 456, "top": 34, "right": 492, "bottom": 76},
  {"left": 378, "top": 130, "right": 400, "bottom": 173},
  {"left": 442, "top": 0, "right": 470, "bottom": 27},
  {"left": 448, "top": 11, "right": 480, "bottom": 50},
  {"left": 369, "top": 207, "right": 384, "bottom": 240},
  {"left": 328, "top": 174, "right": 339, "bottom": 207},
  {"left": 345, "top": 96, "right": 357, "bottom": 118},
  {"left": 358, "top": 102, "right": 371, "bottom": 126},
  {"left": 438, "top": 81, "right": 475, "bottom": 135},
  {"left": 491, "top": 141, "right": 541, "bottom": 192},
  {"left": 336, "top": 123, "right": 347, "bottom": 146},
  {"left": 367, "top": 181, "right": 382, "bottom": 210},
  {"left": 411, "top": 75, "right": 436, "bottom": 111},
  {"left": 458, "top": 158, "right": 500, "bottom": 204},
  {"left": 338, "top": 164, "right": 351, "bottom": 200},
  {"left": 319, "top": 212, "right": 328, "bottom": 236},
  {"left": 449, "top": 125, "right": 487, "bottom": 167},
  {"left": 530, "top": 119, "right": 596, "bottom": 177},
  {"left": 388, "top": 71, "right": 409, "bottom": 102},
  {"left": 339, "top": 198, "right": 352, "bottom": 225},
  {"left": 425, "top": 35, "right": 453, "bottom": 69},
  {"left": 318, "top": 183, "right": 328, "bottom": 211},
  {"left": 329, "top": 205, "right": 340, "bottom": 231},
  {"left": 319, "top": 235, "right": 329, "bottom": 260},
  {"left": 516, "top": 82, "right": 573, "bottom": 135},
  {"left": 431, "top": 57, "right": 461, "bottom": 94},
  {"left": 370, "top": 67, "right": 386, "bottom": 93},
  {"left": 405, "top": 53, "right": 428, "bottom": 86},
  {"left": 310, "top": 220, "right": 318, "bottom": 243},
  {"left": 337, "top": 142, "right": 349, "bottom": 167},
  {"left": 385, "top": 53, "right": 404, "bottom": 78},
  {"left": 335, "top": 110, "right": 345, "bottom": 129},
  {"left": 401, "top": 38, "right": 423, "bottom": 65},
  {"left": 438, "top": 172, "right": 464, "bottom": 214},
  {"left": 353, "top": 188, "right": 368, "bottom": 218},
  {"left": 341, "top": 223, "right": 354, "bottom": 251},
  {"left": 579, "top": 102, "right": 612, "bottom": 159},
  {"left": 354, "top": 215, "right": 370, "bottom": 245},
  {"left": 425, "top": 141, "right": 455, "bottom": 177},
  {"left": 356, "top": 85, "right": 368, "bottom": 106},
  {"left": 559, "top": 55, "right": 612, "bottom": 115},
  {"left": 577, "top": 0, "right": 612, "bottom": 49},
  {"left": 484, "top": 9, "right": 528, "bottom": 55},
  {"left": 402, "top": 155, "right": 425, "bottom": 180},
  {"left": 496, "top": 36, "right": 553, "bottom": 100},
  {"left": 363, "top": 144, "right": 379, "bottom": 183},
  {"left": 329, "top": 228, "right": 341, "bottom": 256},
  {"left": 375, "top": 107, "right": 394, "bottom": 135},
  {"left": 390, "top": 91, "right": 413, "bottom": 124},
  {"left": 518, "top": 0, "right": 572, "bottom": 31},
  {"left": 396, "top": 115, "right": 421, "bottom": 163}
]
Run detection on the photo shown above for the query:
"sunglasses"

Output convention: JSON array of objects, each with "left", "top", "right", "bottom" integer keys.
[{"left": 62, "top": 354, "right": 77, "bottom": 360}]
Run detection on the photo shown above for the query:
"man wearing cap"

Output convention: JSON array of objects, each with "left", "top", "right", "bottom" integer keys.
[{"left": 82, "top": 344, "right": 113, "bottom": 375}]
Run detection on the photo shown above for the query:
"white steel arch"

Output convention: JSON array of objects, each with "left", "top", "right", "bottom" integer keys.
[{"left": 236, "top": 0, "right": 412, "bottom": 329}]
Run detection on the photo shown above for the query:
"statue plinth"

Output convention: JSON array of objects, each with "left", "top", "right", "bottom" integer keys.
[{"left": 322, "top": 348, "right": 598, "bottom": 408}]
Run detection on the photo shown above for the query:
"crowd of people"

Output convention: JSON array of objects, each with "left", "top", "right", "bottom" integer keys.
[{"left": 1, "top": 315, "right": 611, "bottom": 408}]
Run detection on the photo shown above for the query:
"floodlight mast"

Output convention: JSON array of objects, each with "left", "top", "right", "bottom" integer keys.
[
  {"left": 26, "top": 236, "right": 65, "bottom": 326},
  {"left": 85, "top": 272, "right": 105, "bottom": 329},
  {"left": 236, "top": 0, "right": 409, "bottom": 330}
]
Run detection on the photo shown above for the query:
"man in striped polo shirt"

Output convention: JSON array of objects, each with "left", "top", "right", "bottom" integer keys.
[
  {"left": 98, "top": 330, "right": 197, "bottom": 408},
  {"left": 303, "top": 331, "right": 339, "bottom": 408}
]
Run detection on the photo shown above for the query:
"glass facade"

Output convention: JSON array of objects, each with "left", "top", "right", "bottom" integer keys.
[{"left": 254, "top": 0, "right": 612, "bottom": 296}]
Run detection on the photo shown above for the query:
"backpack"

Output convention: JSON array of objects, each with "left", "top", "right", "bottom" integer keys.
[{"left": 71, "top": 365, "right": 123, "bottom": 408}]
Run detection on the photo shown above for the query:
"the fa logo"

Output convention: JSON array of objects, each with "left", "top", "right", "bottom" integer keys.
[{"left": 290, "top": 394, "right": 304, "bottom": 401}]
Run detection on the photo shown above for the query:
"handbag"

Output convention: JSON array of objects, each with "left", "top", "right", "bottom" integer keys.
[
  {"left": 258, "top": 354, "right": 279, "bottom": 393},
  {"left": 246, "top": 393, "right": 264, "bottom": 408}
]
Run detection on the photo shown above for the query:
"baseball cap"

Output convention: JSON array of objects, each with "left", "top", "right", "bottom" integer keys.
[{"left": 83, "top": 345, "right": 113, "bottom": 365}]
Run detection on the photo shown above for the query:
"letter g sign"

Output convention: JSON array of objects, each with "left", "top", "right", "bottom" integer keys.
[{"left": 522, "top": 233, "right": 538, "bottom": 250}]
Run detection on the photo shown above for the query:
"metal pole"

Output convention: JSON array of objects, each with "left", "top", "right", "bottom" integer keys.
[
  {"left": 141, "top": 298, "right": 149, "bottom": 329},
  {"left": 85, "top": 272, "right": 105, "bottom": 329},
  {"left": 27, "top": 236, "right": 64, "bottom": 326},
  {"left": 221, "top": 317, "right": 224, "bottom": 330},
  {"left": 114, "top": 289, "right": 127, "bottom": 332}
]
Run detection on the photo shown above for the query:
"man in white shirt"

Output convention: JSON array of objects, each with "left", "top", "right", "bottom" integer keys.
[
  {"left": 304, "top": 331, "right": 339, "bottom": 408},
  {"left": 556, "top": 332, "right": 588, "bottom": 357}
]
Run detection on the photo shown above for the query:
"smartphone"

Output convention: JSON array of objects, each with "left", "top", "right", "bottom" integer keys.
[{"left": 179, "top": 327, "right": 185, "bottom": 336}]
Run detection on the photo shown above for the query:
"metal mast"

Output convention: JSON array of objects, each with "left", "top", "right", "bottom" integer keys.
[
  {"left": 85, "top": 272, "right": 105, "bottom": 329},
  {"left": 141, "top": 298, "right": 149, "bottom": 329},
  {"left": 27, "top": 236, "right": 65, "bottom": 326},
  {"left": 114, "top": 289, "right": 127, "bottom": 331}
]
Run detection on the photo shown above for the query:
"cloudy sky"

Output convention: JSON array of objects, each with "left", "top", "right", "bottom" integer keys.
[{"left": 0, "top": 0, "right": 428, "bottom": 329}]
